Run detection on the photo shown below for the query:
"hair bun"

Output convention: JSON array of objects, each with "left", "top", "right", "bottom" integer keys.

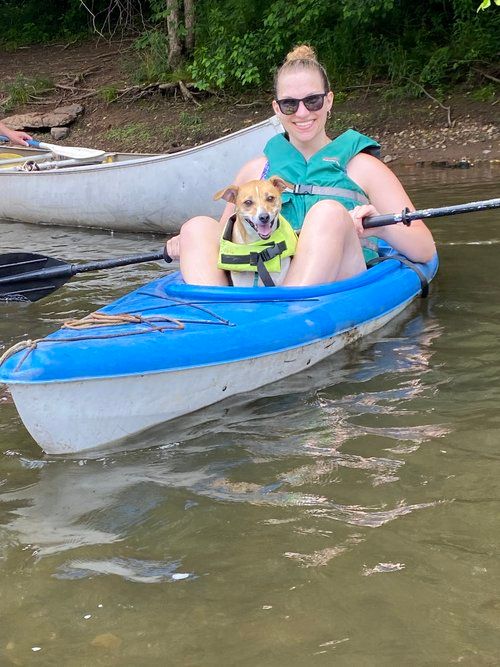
[{"left": 285, "top": 45, "right": 317, "bottom": 63}]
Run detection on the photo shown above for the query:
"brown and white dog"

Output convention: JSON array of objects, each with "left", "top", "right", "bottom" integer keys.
[{"left": 214, "top": 176, "right": 295, "bottom": 287}]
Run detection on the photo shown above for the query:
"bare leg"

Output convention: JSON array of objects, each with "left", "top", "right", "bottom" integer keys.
[
  {"left": 179, "top": 216, "right": 229, "bottom": 286},
  {"left": 283, "top": 200, "right": 367, "bottom": 286}
]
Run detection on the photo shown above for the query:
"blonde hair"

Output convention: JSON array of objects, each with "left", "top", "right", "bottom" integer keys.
[{"left": 274, "top": 45, "right": 330, "bottom": 96}]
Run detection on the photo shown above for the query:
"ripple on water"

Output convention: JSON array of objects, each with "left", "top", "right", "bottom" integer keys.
[{"left": 54, "top": 557, "right": 194, "bottom": 583}]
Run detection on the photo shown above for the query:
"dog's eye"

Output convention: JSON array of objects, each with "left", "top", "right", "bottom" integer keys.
[
  {"left": 243, "top": 199, "right": 253, "bottom": 207},
  {"left": 266, "top": 195, "right": 276, "bottom": 203}
]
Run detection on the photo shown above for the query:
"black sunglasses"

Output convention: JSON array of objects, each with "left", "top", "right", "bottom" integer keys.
[{"left": 275, "top": 93, "right": 328, "bottom": 115}]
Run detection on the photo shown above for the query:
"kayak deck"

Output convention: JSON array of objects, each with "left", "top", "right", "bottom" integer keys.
[{"left": 1, "top": 255, "right": 436, "bottom": 383}]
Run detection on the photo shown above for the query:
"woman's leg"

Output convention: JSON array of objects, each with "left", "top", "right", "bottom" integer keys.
[
  {"left": 283, "top": 200, "right": 366, "bottom": 286},
  {"left": 179, "top": 216, "right": 229, "bottom": 286}
]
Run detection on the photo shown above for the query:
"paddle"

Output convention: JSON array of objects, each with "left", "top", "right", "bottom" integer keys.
[
  {"left": 0, "top": 197, "right": 499, "bottom": 302},
  {"left": 362, "top": 197, "right": 500, "bottom": 229},
  {"left": 0, "top": 135, "right": 105, "bottom": 160},
  {"left": 0, "top": 251, "right": 168, "bottom": 302}
]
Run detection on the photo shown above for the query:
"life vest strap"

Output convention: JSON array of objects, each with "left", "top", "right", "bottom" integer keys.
[
  {"left": 291, "top": 183, "right": 369, "bottom": 205},
  {"left": 220, "top": 240, "right": 287, "bottom": 286}
]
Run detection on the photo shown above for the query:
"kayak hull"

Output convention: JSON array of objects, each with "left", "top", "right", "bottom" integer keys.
[
  {"left": 0, "top": 251, "right": 438, "bottom": 455},
  {"left": 7, "top": 303, "right": 407, "bottom": 455}
]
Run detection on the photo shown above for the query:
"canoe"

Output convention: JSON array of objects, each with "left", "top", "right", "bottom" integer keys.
[
  {"left": 0, "top": 247, "right": 438, "bottom": 456},
  {"left": 0, "top": 116, "right": 282, "bottom": 234}
]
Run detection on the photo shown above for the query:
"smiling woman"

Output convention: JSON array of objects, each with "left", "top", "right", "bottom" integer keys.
[{"left": 168, "top": 44, "right": 436, "bottom": 286}]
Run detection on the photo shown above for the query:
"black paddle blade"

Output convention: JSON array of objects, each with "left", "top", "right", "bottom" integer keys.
[{"left": 0, "top": 253, "right": 70, "bottom": 302}]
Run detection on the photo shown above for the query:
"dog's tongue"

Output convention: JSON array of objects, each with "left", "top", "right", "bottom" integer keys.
[{"left": 257, "top": 222, "right": 273, "bottom": 239}]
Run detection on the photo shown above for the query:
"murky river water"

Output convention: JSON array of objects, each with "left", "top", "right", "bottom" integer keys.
[{"left": 1, "top": 164, "right": 499, "bottom": 665}]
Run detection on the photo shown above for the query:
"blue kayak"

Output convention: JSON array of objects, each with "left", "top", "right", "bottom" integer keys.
[{"left": 0, "top": 248, "right": 438, "bottom": 455}]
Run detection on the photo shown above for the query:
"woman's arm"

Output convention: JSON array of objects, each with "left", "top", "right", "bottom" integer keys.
[
  {"left": 0, "top": 122, "right": 32, "bottom": 147},
  {"left": 347, "top": 152, "right": 436, "bottom": 263}
]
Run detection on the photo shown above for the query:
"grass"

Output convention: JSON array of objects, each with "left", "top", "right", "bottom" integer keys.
[
  {"left": 99, "top": 85, "right": 119, "bottom": 103},
  {"left": 178, "top": 111, "right": 203, "bottom": 130},
  {"left": 1, "top": 74, "right": 53, "bottom": 110},
  {"left": 470, "top": 83, "right": 497, "bottom": 103},
  {"left": 105, "top": 122, "right": 152, "bottom": 143}
]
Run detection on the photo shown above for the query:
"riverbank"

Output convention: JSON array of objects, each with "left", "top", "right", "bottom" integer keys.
[{"left": 1, "top": 40, "right": 498, "bottom": 165}]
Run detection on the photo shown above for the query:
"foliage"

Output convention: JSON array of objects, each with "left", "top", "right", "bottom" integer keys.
[
  {"left": 477, "top": 0, "right": 500, "bottom": 9},
  {"left": 0, "top": 0, "right": 499, "bottom": 97},
  {"left": 1, "top": 75, "right": 54, "bottom": 110},
  {"left": 132, "top": 29, "right": 172, "bottom": 83},
  {"left": 0, "top": 0, "right": 95, "bottom": 47},
  {"left": 470, "top": 83, "right": 497, "bottom": 101},
  {"left": 99, "top": 85, "right": 119, "bottom": 102},
  {"left": 105, "top": 122, "right": 152, "bottom": 143}
]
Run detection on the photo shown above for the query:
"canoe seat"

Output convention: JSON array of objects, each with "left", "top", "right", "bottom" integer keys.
[{"left": 0, "top": 153, "right": 23, "bottom": 168}]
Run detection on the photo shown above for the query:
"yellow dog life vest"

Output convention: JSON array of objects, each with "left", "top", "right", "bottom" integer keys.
[{"left": 218, "top": 214, "right": 298, "bottom": 285}]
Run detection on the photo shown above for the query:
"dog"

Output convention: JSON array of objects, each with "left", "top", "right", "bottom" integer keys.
[{"left": 214, "top": 176, "right": 297, "bottom": 287}]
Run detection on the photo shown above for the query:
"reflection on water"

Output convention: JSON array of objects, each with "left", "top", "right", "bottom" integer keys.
[{"left": 0, "top": 164, "right": 499, "bottom": 665}]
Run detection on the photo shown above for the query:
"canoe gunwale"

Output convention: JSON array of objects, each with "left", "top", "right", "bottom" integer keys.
[{"left": 0, "top": 116, "right": 283, "bottom": 177}]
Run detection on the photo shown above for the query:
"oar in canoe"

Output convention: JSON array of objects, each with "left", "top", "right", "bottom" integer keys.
[
  {"left": 0, "top": 197, "right": 499, "bottom": 302},
  {"left": 0, "top": 135, "right": 105, "bottom": 160}
]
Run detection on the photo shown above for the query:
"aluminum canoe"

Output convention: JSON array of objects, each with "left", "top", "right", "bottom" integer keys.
[
  {"left": 0, "top": 116, "right": 282, "bottom": 234},
  {"left": 0, "top": 249, "right": 439, "bottom": 456}
]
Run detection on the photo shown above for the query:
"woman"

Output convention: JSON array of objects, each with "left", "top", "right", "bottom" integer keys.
[
  {"left": 0, "top": 121, "right": 32, "bottom": 147},
  {"left": 167, "top": 45, "right": 435, "bottom": 286}
]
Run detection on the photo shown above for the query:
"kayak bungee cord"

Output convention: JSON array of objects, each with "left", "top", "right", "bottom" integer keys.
[{"left": 0, "top": 295, "right": 239, "bottom": 371}]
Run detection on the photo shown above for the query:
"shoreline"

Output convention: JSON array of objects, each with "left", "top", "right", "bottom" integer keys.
[{"left": 0, "top": 41, "right": 498, "bottom": 166}]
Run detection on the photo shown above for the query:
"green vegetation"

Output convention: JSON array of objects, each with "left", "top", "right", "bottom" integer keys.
[
  {"left": 105, "top": 122, "right": 152, "bottom": 143},
  {"left": 0, "top": 0, "right": 88, "bottom": 49},
  {"left": 1, "top": 75, "right": 54, "bottom": 110},
  {"left": 132, "top": 30, "right": 172, "bottom": 83},
  {"left": 470, "top": 83, "right": 497, "bottom": 101},
  {"left": 98, "top": 85, "right": 119, "bottom": 103},
  {"left": 178, "top": 111, "right": 202, "bottom": 130},
  {"left": 1, "top": 0, "right": 498, "bottom": 98},
  {"left": 477, "top": 0, "right": 500, "bottom": 10}
]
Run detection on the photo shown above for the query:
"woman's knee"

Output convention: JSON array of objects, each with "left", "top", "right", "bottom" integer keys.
[
  {"left": 302, "top": 200, "right": 353, "bottom": 237},
  {"left": 308, "top": 199, "right": 350, "bottom": 220},
  {"left": 180, "top": 216, "right": 218, "bottom": 246}
]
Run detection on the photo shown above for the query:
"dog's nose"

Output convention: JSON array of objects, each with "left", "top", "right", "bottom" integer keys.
[{"left": 258, "top": 213, "right": 270, "bottom": 224}]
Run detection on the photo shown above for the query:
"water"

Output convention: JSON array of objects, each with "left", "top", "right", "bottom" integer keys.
[{"left": 1, "top": 164, "right": 499, "bottom": 665}]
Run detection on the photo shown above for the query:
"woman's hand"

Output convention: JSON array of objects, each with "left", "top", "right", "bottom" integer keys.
[
  {"left": 349, "top": 204, "right": 380, "bottom": 237},
  {"left": 2, "top": 127, "right": 33, "bottom": 147},
  {"left": 164, "top": 234, "right": 180, "bottom": 261}
]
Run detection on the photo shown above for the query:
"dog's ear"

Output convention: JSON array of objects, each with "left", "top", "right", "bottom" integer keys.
[
  {"left": 268, "top": 176, "right": 292, "bottom": 193},
  {"left": 214, "top": 184, "right": 239, "bottom": 203}
]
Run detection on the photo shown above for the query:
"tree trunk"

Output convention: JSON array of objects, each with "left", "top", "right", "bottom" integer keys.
[
  {"left": 184, "top": 0, "right": 195, "bottom": 54},
  {"left": 166, "top": 0, "right": 182, "bottom": 70}
]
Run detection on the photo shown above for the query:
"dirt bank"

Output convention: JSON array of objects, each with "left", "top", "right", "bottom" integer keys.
[{"left": 1, "top": 40, "right": 498, "bottom": 166}]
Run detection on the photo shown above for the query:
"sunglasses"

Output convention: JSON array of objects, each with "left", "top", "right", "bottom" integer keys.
[{"left": 275, "top": 93, "right": 328, "bottom": 115}]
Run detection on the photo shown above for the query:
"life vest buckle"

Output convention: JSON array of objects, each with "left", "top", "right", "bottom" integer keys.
[
  {"left": 293, "top": 184, "right": 313, "bottom": 195},
  {"left": 257, "top": 242, "right": 286, "bottom": 263}
]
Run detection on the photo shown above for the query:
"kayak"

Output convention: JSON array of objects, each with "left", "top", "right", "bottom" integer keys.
[{"left": 0, "top": 247, "right": 438, "bottom": 455}]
